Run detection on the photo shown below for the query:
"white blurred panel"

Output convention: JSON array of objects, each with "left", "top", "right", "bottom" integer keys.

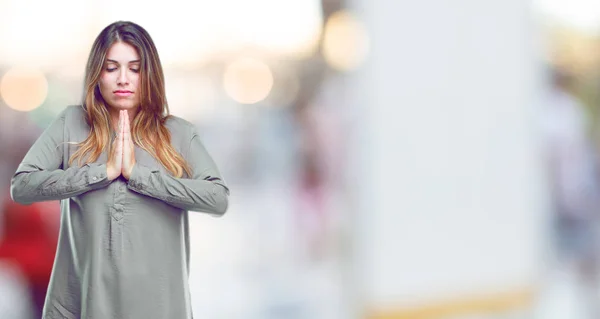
[{"left": 349, "top": 0, "right": 548, "bottom": 311}]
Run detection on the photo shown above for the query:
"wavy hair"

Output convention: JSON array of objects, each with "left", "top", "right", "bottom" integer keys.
[{"left": 69, "top": 21, "right": 192, "bottom": 178}]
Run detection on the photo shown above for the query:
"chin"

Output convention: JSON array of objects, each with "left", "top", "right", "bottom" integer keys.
[{"left": 110, "top": 101, "right": 138, "bottom": 110}]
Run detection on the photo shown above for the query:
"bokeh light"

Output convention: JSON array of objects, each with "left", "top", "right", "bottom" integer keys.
[
  {"left": 88, "top": 0, "right": 323, "bottom": 65},
  {"left": 228, "top": 0, "right": 323, "bottom": 59},
  {"left": 535, "top": 0, "right": 600, "bottom": 33},
  {"left": 223, "top": 57, "right": 274, "bottom": 104},
  {"left": 322, "top": 10, "right": 370, "bottom": 72},
  {"left": 0, "top": 0, "right": 88, "bottom": 67},
  {"left": 0, "top": 67, "right": 49, "bottom": 112}
]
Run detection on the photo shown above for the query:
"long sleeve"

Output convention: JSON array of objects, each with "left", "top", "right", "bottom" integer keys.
[
  {"left": 126, "top": 131, "right": 230, "bottom": 216},
  {"left": 10, "top": 110, "right": 111, "bottom": 205}
]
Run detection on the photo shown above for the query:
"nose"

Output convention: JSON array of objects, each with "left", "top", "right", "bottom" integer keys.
[{"left": 117, "top": 68, "right": 129, "bottom": 86}]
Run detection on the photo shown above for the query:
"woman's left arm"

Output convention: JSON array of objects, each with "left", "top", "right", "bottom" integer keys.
[{"left": 126, "top": 132, "right": 230, "bottom": 216}]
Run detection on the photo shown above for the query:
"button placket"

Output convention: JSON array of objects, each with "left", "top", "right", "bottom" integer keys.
[{"left": 111, "top": 203, "right": 124, "bottom": 221}]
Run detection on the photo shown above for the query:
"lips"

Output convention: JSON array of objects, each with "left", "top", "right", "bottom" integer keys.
[{"left": 114, "top": 90, "right": 133, "bottom": 97}]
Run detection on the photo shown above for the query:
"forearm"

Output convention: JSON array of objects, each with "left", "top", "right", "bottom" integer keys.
[
  {"left": 126, "top": 164, "right": 229, "bottom": 215},
  {"left": 10, "top": 162, "right": 111, "bottom": 204}
]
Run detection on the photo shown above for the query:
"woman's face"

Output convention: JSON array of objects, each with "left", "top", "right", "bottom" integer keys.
[{"left": 99, "top": 41, "right": 141, "bottom": 111}]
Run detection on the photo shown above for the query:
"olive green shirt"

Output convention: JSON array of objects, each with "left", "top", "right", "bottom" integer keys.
[{"left": 10, "top": 105, "right": 230, "bottom": 319}]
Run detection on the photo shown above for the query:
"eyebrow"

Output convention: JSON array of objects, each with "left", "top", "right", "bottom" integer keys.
[{"left": 106, "top": 59, "right": 141, "bottom": 64}]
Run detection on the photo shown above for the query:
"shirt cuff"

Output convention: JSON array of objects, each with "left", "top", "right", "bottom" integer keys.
[
  {"left": 128, "top": 164, "right": 158, "bottom": 190},
  {"left": 87, "top": 163, "right": 109, "bottom": 185}
]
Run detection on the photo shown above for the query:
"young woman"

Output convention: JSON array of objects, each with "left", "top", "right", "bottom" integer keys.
[{"left": 10, "top": 20, "right": 230, "bottom": 319}]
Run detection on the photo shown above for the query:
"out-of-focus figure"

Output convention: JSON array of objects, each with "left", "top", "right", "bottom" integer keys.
[
  {"left": 542, "top": 68, "right": 600, "bottom": 318},
  {"left": 292, "top": 75, "right": 349, "bottom": 264},
  {"left": 0, "top": 197, "right": 59, "bottom": 319},
  {"left": 0, "top": 260, "right": 34, "bottom": 319}
]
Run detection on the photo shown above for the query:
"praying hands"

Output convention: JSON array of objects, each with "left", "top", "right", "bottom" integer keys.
[{"left": 107, "top": 110, "right": 136, "bottom": 180}]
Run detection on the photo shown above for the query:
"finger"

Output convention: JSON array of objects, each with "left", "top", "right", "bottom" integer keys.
[
  {"left": 118, "top": 111, "right": 124, "bottom": 138},
  {"left": 121, "top": 111, "right": 126, "bottom": 141},
  {"left": 124, "top": 112, "right": 131, "bottom": 143},
  {"left": 123, "top": 114, "right": 129, "bottom": 141}
]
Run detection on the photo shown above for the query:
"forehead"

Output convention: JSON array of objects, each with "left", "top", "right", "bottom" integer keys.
[{"left": 105, "top": 42, "right": 140, "bottom": 62}]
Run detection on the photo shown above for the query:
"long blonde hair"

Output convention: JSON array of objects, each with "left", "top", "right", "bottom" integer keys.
[{"left": 69, "top": 21, "right": 192, "bottom": 178}]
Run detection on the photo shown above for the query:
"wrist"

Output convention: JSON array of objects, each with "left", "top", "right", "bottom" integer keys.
[
  {"left": 123, "top": 163, "right": 135, "bottom": 180},
  {"left": 106, "top": 165, "right": 120, "bottom": 181}
]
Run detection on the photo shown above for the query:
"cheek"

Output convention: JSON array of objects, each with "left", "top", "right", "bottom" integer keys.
[
  {"left": 132, "top": 75, "right": 140, "bottom": 89},
  {"left": 98, "top": 75, "right": 112, "bottom": 92}
]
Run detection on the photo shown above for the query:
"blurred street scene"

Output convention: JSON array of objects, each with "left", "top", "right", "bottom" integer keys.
[{"left": 2, "top": 0, "right": 600, "bottom": 318}]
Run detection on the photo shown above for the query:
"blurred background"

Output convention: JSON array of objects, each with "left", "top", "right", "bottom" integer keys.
[{"left": 3, "top": 0, "right": 600, "bottom": 318}]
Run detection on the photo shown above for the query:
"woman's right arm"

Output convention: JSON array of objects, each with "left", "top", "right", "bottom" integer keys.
[{"left": 10, "top": 108, "right": 112, "bottom": 205}]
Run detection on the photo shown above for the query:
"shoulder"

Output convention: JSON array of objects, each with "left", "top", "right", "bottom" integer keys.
[
  {"left": 164, "top": 115, "right": 199, "bottom": 149},
  {"left": 56, "top": 105, "right": 89, "bottom": 135},
  {"left": 165, "top": 114, "right": 197, "bottom": 138},
  {"left": 58, "top": 105, "right": 86, "bottom": 122},
  {"left": 44, "top": 105, "right": 85, "bottom": 129}
]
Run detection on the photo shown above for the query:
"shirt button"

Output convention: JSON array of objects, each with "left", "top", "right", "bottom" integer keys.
[
  {"left": 92, "top": 176, "right": 98, "bottom": 181},
  {"left": 113, "top": 212, "right": 124, "bottom": 221}
]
